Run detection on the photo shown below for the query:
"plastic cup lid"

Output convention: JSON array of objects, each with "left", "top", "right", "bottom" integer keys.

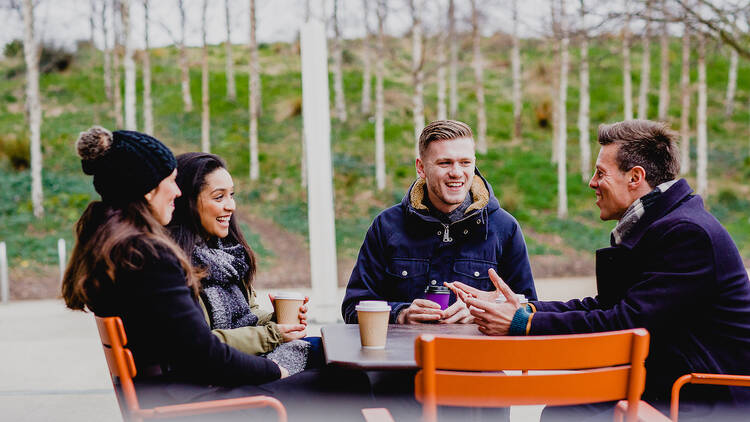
[
  {"left": 274, "top": 292, "right": 305, "bottom": 300},
  {"left": 495, "top": 294, "right": 528, "bottom": 303},
  {"left": 356, "top": 300, "right": 392, "bottom": 312}
]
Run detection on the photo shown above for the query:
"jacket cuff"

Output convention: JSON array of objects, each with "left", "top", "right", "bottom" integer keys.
[
  {"left": 509, "top": 306, "right": 531, "bottom": 335},
  {"left": 391, "top": 303, "right": 410, "bottom": 323}
]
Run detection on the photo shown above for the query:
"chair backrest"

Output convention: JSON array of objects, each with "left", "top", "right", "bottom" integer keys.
[
  {"left": 414, "top": 328, "right": 650, "bottom": 422},
  {"left": 95, "top": 316, "right": 141, "bottom": 418}
]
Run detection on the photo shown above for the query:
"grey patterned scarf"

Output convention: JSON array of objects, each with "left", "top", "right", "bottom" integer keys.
[{"left": 611, "top": 180, "right": 677, "bottom": 245}]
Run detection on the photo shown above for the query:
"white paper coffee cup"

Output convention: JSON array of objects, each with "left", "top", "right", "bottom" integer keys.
[
  {"left": 356, "top": 301, "right": 391, "bottom": 349},
  {"left": 273, "top": 292, "right": 305, "bottom": 325}
]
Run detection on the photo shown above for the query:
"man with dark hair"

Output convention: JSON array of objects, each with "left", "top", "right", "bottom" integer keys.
[
  {"left": 342, "top": 119, "right": 537, "bottom": 325},
  {"left": 450, "top": 119, "right": 750, "bottom": 419}
]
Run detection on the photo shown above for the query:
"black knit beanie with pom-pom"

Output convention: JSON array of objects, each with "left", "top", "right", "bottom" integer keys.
[{"left": 76, "top": 126, "right": 177, "bottom": 205}]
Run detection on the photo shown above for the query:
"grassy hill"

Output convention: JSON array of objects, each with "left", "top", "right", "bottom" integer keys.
[{"left": 1, "top": 33, "right": 749, "bottom": 282}]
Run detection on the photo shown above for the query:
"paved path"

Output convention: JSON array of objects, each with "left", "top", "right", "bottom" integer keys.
[{"left": 0, "top": 277, "right": 596, "bottom": 422}]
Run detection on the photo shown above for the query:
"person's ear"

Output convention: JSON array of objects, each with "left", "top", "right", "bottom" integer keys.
[
  {"left": 144, "top": 188, "right": 155, "bottom": 202},
  {"left": 416, "top": 157, "right": 426, "bottom": 179},
  {"left": 628, "top": 166, "right": 646, "bottom": 187}
]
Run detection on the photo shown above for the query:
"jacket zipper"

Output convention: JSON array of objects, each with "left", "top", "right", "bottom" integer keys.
[{"left": 442, "top": 224, "right": 453, "bottom": 242}]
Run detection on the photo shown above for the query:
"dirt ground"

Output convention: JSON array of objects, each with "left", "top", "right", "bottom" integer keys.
[{"left": 8, "top": 212, "right": 595, "bottom": 300}]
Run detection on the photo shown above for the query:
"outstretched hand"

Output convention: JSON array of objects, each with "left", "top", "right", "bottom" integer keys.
[{"left": 445, "top": 269, "right": 522, "bottom": 336}]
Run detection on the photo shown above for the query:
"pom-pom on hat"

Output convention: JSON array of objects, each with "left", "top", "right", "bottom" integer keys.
[{"left": 76, "top": 126, "right": 177, "bottom": 204}]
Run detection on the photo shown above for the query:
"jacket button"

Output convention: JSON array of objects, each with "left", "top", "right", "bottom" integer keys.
[
  {"left": 476, "top": 219, "right": 481, "bottom": 224},
  {"left": 401, "top": 270, "right": 408, "bottom": 276},
  {"left": 463, "top": 229, "right": 469, "bottom": 235},
  {"left": 437, "top": 231, "right": 442, "bottom": 235},
  {"left": 473, "top": 271, "right": 480, "bottom": 277}
]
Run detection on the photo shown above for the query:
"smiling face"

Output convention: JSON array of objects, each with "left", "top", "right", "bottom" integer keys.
[
  {"left": 145, "top": 169, "right": 181, "bottom": 226},
  {"left": 589, "top": 144, "right": 636, "bottom": 221},
  {"left": 197, "top": 168, "right": 235, "bottom": 238},
  {"left": 416, "top": 137, "right": 476, "bottom": 214}
]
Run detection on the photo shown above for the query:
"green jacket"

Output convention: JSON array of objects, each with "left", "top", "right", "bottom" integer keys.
[{"left": 199, "top": 286, "right": 284, "bottom": 355}]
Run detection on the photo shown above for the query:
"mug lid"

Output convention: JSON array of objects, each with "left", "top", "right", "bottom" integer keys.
[
  {"left": 274, "top": 291, "right": 305, "bottom": 300},
  {"left": 356, "top": 300, "right": 391, "bottom": 312},
  {"left": 425, "top": 285, "right": 450, "bottom": 294}
]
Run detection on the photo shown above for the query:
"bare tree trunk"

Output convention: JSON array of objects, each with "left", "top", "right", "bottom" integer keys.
[
  {"left": 249, "top": 0, "right": 260, "bottom": 180},
  {"left": 637, "top": 0, "right": 651, "bottom": 120},
  {"left": 22, "top": 0, "right": 43, "bottom": 218},
  {"left": 90, "top": 0, "right": 96, "bottom": 47},
  {"left": 680, "top": 24, "right": 691, "bottom": 174},
  {"left": 122, "top": 0, "right": 137, "bottom": 130},
  {"left": 448, "top": 0, "right": 458, "bottom": 118},
  {"left": 375, "top": 0, "right": 386, "bottom": 191},
  {"left": 361, "top": 0, "right": 372, "bottom": 115},
  {"left": 102, "top": 0, "right": 113, "bottom": 101},
  {"left": 143, "top": 0, "right": 153, "bottom": 134},
  {"left": 725, "top": 39, "right": 738, "bottom": 117},
  {"left": 201, "top": 0, "right": 210, "bottom": 152},
  {"left": 550, "top": 0, "right": 560, "bottom": 164},
  {"left": 623, "top": 0, "right": 633, "bottom": 120},
  {"left": 332, "top": 0, "right": 347, "bottom": 122},
  {"left": 557, "top": 0, "right": 568, "bottom": 219},
  {"left": 578, "top": 0, "right": 590, "bottom": 181},
  {"left": 657, "top": 0, "right": 670, "bottom": 120},
  {"left": 113, "top": 0, "right": 123, "bottom": 128},
  {"left": 436, "top": 2, "right": 447, "bottom": 121},
  {"left": 178, "top": 0, "right": 193, "bottom": 113},
  {"left": 471, "top": 0, "right": 487, "bottom": 154},
  {"left": 410, "top": 0, "right": 425, "bottom": 156},
  {"left": 696, "top": 31, "right": 707, "bottom": 197},
  {"left": 512, "top": 0, "right": 522, "bottom": 142},
  {"left": 224, "top": 0, "right": 236, "bottom": 101}
]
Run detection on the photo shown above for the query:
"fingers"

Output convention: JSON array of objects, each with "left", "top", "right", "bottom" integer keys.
[
  {"left": 444, "top": 281, "right": 483, "bottom": 296},
  {"left": 277, "top": 324, "right": 306, "bottom": 333},
  {"left": 488, "top": 268, "right": 519, "bottom": 307},
  {"left": 304, "top": 296, "right": 310, "bottom": 304},
  {"left": 412, "top": 299, "right": 442, "bottom": 309}
]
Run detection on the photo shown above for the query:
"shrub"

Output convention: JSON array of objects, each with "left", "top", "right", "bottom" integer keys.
[
  {"left": 0, "top": 134, "right": 30, "bottom": 170},
  {"left": 3, "top": 39, "right": 23, "bottom": 58}
]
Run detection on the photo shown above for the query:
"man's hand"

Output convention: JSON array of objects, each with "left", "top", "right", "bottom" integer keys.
[
  {"left": 396, "top": 299, "right": 443, "bottom": 324},
  {"left": 277, "top": 324, "right": 307, "bottom": 342},
  {"left": 447, "top": 268, "right": 522, "bottom": 335},
  {"left": 439, "top": 298, "right": 474, "bottom": 324}
]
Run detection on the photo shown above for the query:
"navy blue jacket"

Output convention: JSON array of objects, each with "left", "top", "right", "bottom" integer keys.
[
  {"left": 530, "top": 179, "right": 750, "bottom": 406},
  {"left": 343, "top": 171, "right": 537, "bottom": 323}
]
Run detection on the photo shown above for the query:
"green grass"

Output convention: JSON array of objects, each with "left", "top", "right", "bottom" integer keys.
[{"left": 1, "top": 34, "right": 749, "bottom": 269}]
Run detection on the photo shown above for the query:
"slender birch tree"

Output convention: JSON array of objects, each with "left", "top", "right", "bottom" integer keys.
[
  {"left": 142, "top": 0, "right": 153, "bottom": 134},
  {"left": 201, "top": 0, "right": 210, "bottom": 152},
  {"left": 361, "top": 0, "right": 372, "bottom": 115},
  {"left": 637, "top": 0, "right": 652, "bottom": 120},
  {"left": 657, "top": 0, "right": 670, "bottom": 121},
  {"left": 448, "top": 0, "right": 458, "bottom": 118},
  {"left": 22, "top": 0, "right": 43, "bottom": 218},
  {"left": 436, "top": 2, "right": 447, "bottom": 121},
  {"left": 90, "top": 0, "right": 97, "bottom": 47},
  {"left": 623, "top": 0, "right": 633, "bottom": 120},
  {"left": 178, "top": 0, "right": 193, "bottom": 113},
  {"left": 224, "top": 0, "right": 236, "bottom": 101},
  {"left": 550, "top": 0, "right": 560, "bottom": 163},
  {"left": 122, "top": 0, "right": 137, "bottom": 130},
  {"left": 332, "top": 0, "right": 347, "bottom": 122},
  {"left": 375, "top": 0, "right": 386, "bottom": 190},
  {"left": 512, "top": 0, "right": 522, "bottom": 141},
  {"left": 102, "top": 0, "right": 113, "bottom": 101},
  {"left": 578, "top": 0, "right": 590, "bottom": 181},
  {"left": 113, "top": 0, "right": 123, "bottom": 128},
  {"left": 249, "top": 0, "right": 260, "bottom": 180},
  {"left": 680, "top": 21, "right": 691, "bottom": 174},
  {"left": 410, "top": 0, "right": 425, "bottom": 156},
  {"left": 724, "top": 30, "right": 739, "bottom": 117},
  {"left": 471, "top": 0, "right": 487, "bottom": 154},
  {"left": 557, "top": 0, "right": 569, "bottom": 219},
  {"left": 696, "top": 30, "right": 707, "bottom": 197}
]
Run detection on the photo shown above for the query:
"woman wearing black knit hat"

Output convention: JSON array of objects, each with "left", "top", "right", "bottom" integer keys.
[{"left": 61, "top": 127, "right": 372, "bottom": 420}]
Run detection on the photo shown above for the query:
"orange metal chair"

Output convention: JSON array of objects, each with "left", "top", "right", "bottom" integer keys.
[
  {"left": 363, "top": 328, "right": 670, "bottom": 422},
  {"left": 95, "top": 316, "right": 287, "bottom": 422},
  {"left": 669, "top": 373, "right": 750, "bottom": 422}
]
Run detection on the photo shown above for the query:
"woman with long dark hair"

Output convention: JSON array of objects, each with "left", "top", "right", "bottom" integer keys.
[{"left": 168, "top": 152, "right": 321, "bottom": 375}]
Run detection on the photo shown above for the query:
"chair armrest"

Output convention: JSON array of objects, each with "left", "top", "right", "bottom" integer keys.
[
  {"left": 362, "top": 407, "right": 395, "bottom": 422},
  {"left": 671, "top": 373, "right": 750, "bottom": 421},
  {"left": 138, "top": 396, "right": 287, "bottom": 422},
  {"left": 614, "top": 400, "right": 671, "bottom": 422}
]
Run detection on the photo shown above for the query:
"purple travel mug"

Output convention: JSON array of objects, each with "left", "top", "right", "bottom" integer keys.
[{"left": 424, "top": 281, "right": 450, "bottom": 310}]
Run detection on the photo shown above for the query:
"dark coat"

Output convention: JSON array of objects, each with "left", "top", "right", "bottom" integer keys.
[
  {"left": 530, "top": 179, "right": 750, "bottom": 406},
  {"left": 342, "top": 170, "right": 537, "bottom": 323},
  {"left": 89, "top": 240, "right": 281, "bottom": 386}
]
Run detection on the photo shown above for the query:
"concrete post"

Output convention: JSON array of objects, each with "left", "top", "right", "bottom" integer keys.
[
  {"left": 300, "top": 21, "right": 339, "bottom": 323},
  {"left": 58, "top": 238, "right": 66, "bottom": 283},
  {"left": 0, "top": 242, "right": 8, "bottom": 303}
]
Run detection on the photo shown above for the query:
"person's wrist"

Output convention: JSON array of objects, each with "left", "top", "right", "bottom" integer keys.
[{"left": 396, "top": 308, "right": 407, "bottom": 324}]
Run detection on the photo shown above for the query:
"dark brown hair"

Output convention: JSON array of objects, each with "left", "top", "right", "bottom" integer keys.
[
  {"left": 418, "top": 120, "right": 474, "bottom": 157},
  {"left": 597, "top": 119, "right": 680, "bottom": 187},
  {"left": 167, "top": 152, "right": 257, "bottom": 288},
  {"left": 62, "top": 200, "right": 199, "bottom": 311}
]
